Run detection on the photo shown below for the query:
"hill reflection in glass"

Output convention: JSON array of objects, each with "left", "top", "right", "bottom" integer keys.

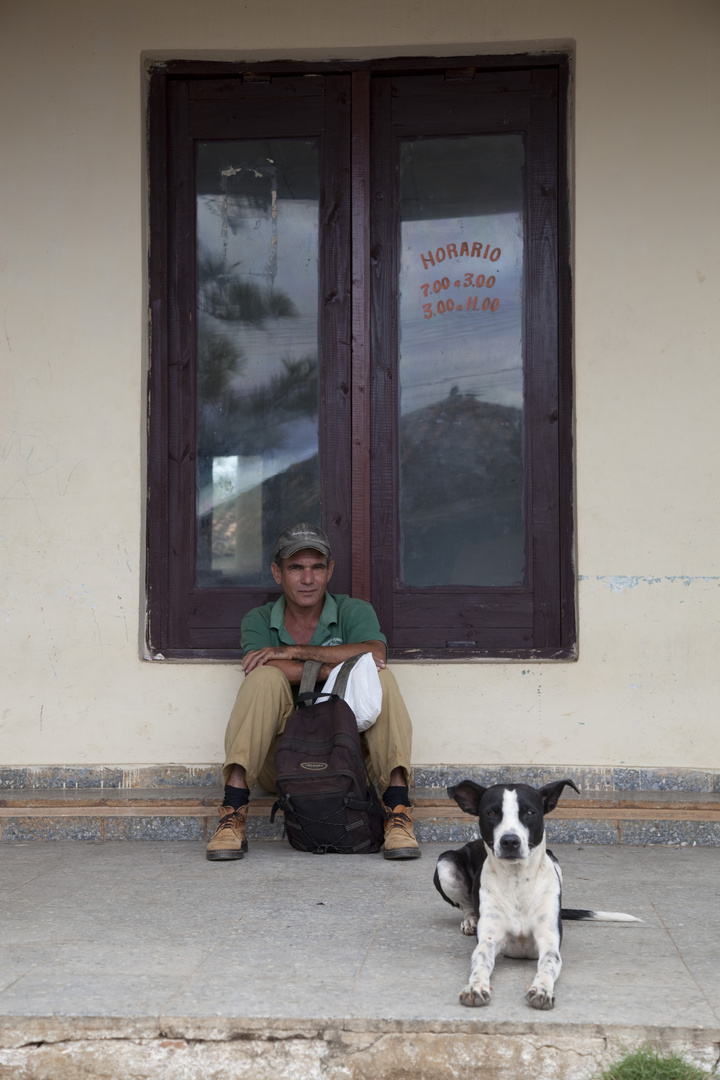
[{"left": 398, "top": 135, "right": 526, "bottom": 587}]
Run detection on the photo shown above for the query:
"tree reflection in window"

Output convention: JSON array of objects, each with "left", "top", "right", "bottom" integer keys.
[{"left": 195, "top": 141, "right": 321, "bottom": 586}]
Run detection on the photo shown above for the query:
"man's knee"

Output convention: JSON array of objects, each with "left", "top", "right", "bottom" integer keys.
[
  {"left": 378, "top": 667, "right": 399, "bottom": 693},
  {"left": 376, "top": 667, "right": 412, "bottom": 730},
  {"left": 237, "top": 664, "right": 293, "bottom": 704},
  {"left": 378, "top": 667, "right": 410, "bottom": 714},
  {"left": 243, "top": 664, "right": 290, "bottom": 688},
  {"left": 227, "top": 664, "right": 293, "bottom": 732}
]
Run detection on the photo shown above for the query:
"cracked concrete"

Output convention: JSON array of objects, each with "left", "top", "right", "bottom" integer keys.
[{"left": 1, "top": 842, "right": 719, "bottom": 1078}]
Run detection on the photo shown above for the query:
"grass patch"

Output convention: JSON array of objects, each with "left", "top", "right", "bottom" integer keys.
[{"left": 596, "top": 1044, "right": 712, "bottom": 1080}]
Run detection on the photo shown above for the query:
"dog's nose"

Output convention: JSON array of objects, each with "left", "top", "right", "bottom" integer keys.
[{"left": 499, "top": 833, "right": 521, "bottom": 855}]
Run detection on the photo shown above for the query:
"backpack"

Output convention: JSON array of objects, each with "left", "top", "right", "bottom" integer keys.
[{"left": 270, "top": 655, "right": 387, "bottom": 854}]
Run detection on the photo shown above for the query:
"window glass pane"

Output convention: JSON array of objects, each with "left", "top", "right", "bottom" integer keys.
[
  {"left": 398, "top": 135, "right": 525, "bottom": 587},
  {"left": 195, "top": 140, "right": 321, "bottom": 587}
]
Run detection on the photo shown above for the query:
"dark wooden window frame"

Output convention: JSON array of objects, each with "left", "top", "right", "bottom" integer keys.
[{"left": 147, "top": 54, "right": 575, "bottom": 661}]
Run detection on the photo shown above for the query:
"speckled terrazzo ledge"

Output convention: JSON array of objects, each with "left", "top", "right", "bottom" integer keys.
[
  {"left": 411, "top": 765, "right": 720, "bottom": 794},
  {"left": 1, "top": 767, "right": 720, "bottom": 845},
  {"left": 1, "top": 763, "right": 719, "bottom": 792}
]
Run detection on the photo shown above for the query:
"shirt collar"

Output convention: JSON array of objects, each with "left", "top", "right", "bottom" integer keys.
[
  {"left": 269, "top": 595, "right": 287, "bottom": 631},
  {"left": 320, "top": 592, "right": 337, "bottom": 627},
  {"left": 270, "top": 592, "right": 338, "bottom": 635}
]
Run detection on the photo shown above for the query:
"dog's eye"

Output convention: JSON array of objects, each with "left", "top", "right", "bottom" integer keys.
[{"left": 522, "top": 808, "right": 535, "bottom": 817}]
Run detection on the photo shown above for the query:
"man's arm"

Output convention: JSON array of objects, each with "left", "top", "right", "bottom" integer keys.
[{"left": 241, "top": 640, "right": 387, "bottom": 681}]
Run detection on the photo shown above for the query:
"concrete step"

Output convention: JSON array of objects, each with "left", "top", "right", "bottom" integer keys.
[{"left": 2, "top": 785, "right": 720, "bottom": 844}]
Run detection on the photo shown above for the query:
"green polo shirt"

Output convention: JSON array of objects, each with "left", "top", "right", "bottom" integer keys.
[{"left": 241, "top": 592, "right": 387, "bottom": 656}]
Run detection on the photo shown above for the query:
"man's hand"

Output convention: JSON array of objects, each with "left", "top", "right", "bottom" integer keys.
[{"left": 241, "top": 646, "right": 293, "bottom": 674}]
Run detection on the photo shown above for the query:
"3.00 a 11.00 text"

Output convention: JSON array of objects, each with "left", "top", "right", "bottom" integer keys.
[{"left": 422, "top": 295, "right": 500, "bottom": 318}]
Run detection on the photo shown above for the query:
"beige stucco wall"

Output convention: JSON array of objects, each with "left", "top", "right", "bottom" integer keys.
[{"left": 1, "top": 0, "right": 718, "bottom": 773}]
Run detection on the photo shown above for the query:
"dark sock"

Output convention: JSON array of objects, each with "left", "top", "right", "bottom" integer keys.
[
  {"left": 223, "top": 784, "right": 250, "bottom": 810},
  {"left": 383, "top": 784, "right": 411, "bottom": 808}
]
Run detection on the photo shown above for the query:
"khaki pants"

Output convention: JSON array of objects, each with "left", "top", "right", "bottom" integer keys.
[{"left": 223, "top": 665, "right": 413, "bottom": 795}]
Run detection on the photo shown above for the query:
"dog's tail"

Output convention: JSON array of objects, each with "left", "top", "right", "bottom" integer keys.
[{"left": 561, "top": 908, "right": 641, "bottom": 922}]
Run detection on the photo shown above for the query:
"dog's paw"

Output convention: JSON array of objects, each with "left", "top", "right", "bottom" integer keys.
[
  {"left": 460, "top": 916, "right": 478, "bottom": 936},
  {"left": 526, "top": 986, "right": 555, "bottom": 1010},
  {"left": 459, "top": 984, "right": 491, "bottom": 1007}
]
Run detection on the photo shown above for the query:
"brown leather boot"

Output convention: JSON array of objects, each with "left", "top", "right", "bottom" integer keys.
[
  {"left": 382, "top": 803, "right": 421, "bottom": 859},
  {"left": 206, "top": 804, "right": 249, "bottom": 861}
]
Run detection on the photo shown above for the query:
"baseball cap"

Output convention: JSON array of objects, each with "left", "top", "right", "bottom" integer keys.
[{"left": 274, "top": 522, "right": 332, "bottom": 562}]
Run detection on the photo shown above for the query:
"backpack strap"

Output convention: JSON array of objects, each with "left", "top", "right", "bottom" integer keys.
[
  {"left": 299, "top": 659, "right": 324, "bottom": 696},
  {"left": 330, "top": 652, "right": 365, "bottom": 700}
]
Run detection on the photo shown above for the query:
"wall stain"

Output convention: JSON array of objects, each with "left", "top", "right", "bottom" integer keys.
[{"left": 579, "top": 575, "right": 720, "bottom": 593}]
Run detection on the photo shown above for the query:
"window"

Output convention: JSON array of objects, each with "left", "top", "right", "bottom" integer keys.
[{"left": 147, "top": 56, "right": 574, "bottom": 660}]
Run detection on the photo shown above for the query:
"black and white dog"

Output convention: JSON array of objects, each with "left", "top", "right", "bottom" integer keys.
[{"left": 434, "top": 779, "right": 640, "bottom": 1010}]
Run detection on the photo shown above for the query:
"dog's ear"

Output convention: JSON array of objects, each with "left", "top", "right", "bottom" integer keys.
[
  {"left": 448, "top": 780, "right": 486, "bottom": 817},
  {"left": 538, "top": 778, "right": 579, "bottom": 815}
]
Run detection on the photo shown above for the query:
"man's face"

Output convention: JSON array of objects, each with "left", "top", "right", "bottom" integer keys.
[{"left": 271, "top": 548, "right": 335, "bottom": 610}]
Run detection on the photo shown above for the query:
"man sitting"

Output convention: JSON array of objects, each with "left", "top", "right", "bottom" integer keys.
[{"left": 206, "top": 522, "right": 420, "bottom": 862}]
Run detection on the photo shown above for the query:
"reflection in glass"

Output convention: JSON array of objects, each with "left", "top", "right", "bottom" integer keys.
[
  {"left": 195, "top": 141, "right": 320, "bottom": 587},
  {"left": 398, "top": 135, "right": 526, "bottom": 587}
]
